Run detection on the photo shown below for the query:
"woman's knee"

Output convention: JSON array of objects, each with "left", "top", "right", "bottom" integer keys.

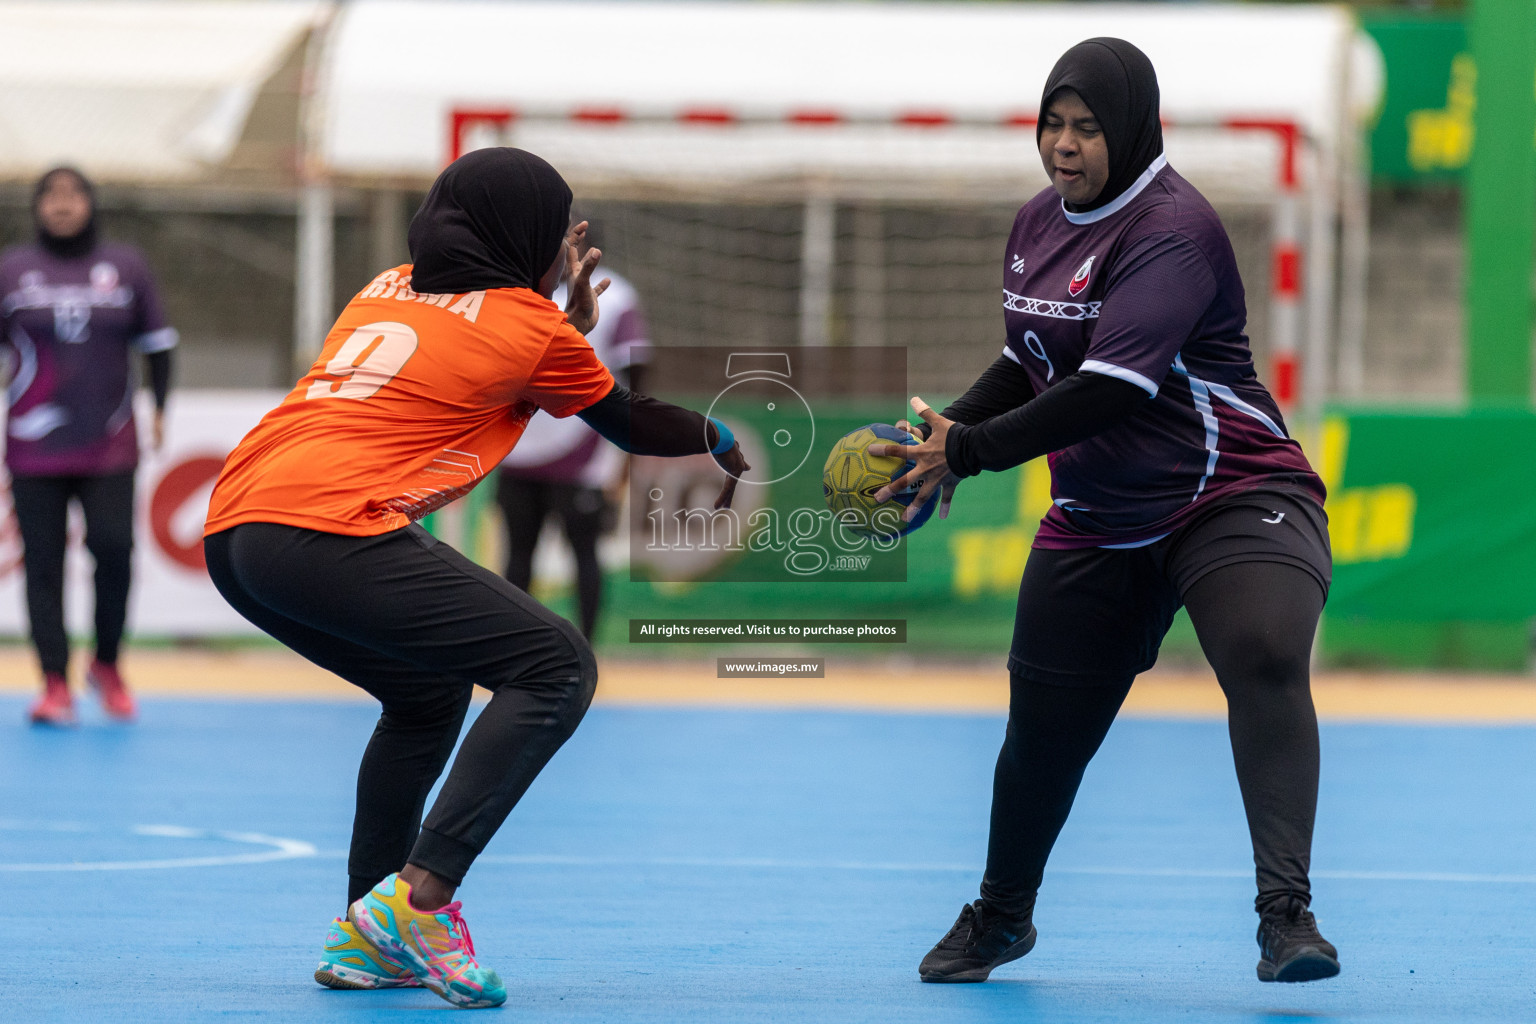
[
  {"left": 379, "top": 684, "right": 474, "bottom": 732},
  {"left": 83, "top": 525, "right": 133, "bottom": 566},
  {"left": 558, "top": 623, "right": 599, "bottom": 722},
  {"left": 514, "top": 618, "right": 598, "bottom": 737},
  {"left": 1207, "top": 626, "right": 1312, "bottom": 692}
]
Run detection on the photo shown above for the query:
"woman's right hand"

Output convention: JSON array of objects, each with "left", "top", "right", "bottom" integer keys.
[
  {"left": 563, "top": 221, "right": 610, "bottom": 335},
  {"left": 712, "top": 443, "right": 750, "bottom": 510}
]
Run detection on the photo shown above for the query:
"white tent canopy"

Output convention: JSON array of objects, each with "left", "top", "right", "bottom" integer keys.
[
  {"left": 0, "top": 1, "right": 325, "bottom": 182},
  {"left": 0, "top": 1, "right": 1382, "bottom": 193},
  {"left": 320, "top": 1, "right": 1381, "bottom": 198}
]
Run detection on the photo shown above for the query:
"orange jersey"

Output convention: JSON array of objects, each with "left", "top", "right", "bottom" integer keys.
[{"left": 205, "top": 266, "right": 614, "bottom": 537}]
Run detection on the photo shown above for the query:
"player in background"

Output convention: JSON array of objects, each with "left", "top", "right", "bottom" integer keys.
[
  {"left": 0, "top": 166, "right": 177, "bottom": 726},
  {"left": 874, "top": 40, "right": 1339, "bottom": 985},
  {"left": 202, "top": 148, "right": 746, "bottom": 1009},
  {"left": 496, "top": 215, "right": 649, "bottom": 640}
]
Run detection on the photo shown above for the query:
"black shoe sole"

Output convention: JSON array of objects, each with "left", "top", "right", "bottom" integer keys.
[
  {"left": 919, "top": 926, "right": 1038, "bottom": 983},
  {"left": 1257, "top": 949, "right": 1341, "bottom": 983}
]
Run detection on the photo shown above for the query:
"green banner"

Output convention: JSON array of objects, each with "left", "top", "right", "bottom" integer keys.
[
  {"left": 573, "top": 409, "right": 1536, "bottom": 669},
  {"left": 1320, "top": 409, "right": 1536, "bottom": 621},
  {"left": 1361, "top": 15, "right": 1470, "bottom": 183}
]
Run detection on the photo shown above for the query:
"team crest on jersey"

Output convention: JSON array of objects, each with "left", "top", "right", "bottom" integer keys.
[
  {"left": 1011, "top": 254, "right": 1026, "bottom": 274},
  {"left": 54, "top": 302, "right": 90, "bottom": 343},
  {"left": 1067, "top": 256, "right": 1095, "bottom": 297},
  {"left": 90, "top": 262, "right": 119, "bottom": 292}
]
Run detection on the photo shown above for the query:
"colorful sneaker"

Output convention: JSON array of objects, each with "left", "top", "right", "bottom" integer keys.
[
  {"left": 350, "top": 874, "right": 506, "bottom": 1009},
  {"left": 314, "top": 916, "right": 422, "bottom": 990},
  {"left": 27, "top": 672, "right": 77, "bottom": 727},
  {"left": 86, "top": 660, "right": 136, "bottom": 721}
]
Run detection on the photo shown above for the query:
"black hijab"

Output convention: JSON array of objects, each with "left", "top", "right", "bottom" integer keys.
[
  {"left": 408, "top": 147, "right": 572, "bottom": 294},
  {"left": 1038, "top": 38, "right": 1164, "bottom": 213},
  {"left": 33, "top": 166, "right": 99, "bottom": 260}
]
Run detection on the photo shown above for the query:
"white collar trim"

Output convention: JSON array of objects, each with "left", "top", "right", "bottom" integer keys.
[{"left": 1061, "top": 153, "right": 1168, "bottom": 225}]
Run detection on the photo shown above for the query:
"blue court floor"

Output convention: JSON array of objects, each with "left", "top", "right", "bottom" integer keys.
[{"left": 2, "top": 697, "right": 1532, "bottom": 1023}]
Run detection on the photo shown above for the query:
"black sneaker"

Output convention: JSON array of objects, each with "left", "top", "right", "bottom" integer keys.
[
  {"left": 1256, "top": 902, "right": 1340, "bottom": 983},
  {"left": 918, "top": 899, "right": 1037, "bottom": 983}
]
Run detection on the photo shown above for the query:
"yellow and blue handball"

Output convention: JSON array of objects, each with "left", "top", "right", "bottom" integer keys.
[{"left": 822, "top": 423, "right": 939, "bottom": 540}]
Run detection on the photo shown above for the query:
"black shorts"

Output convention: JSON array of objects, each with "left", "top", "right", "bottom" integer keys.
[{"left": 1008, "top": 487, "right": 1331, "bottom": 687}]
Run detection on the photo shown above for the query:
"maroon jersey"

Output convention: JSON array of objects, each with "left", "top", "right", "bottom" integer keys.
[
  {"left": 0, "top": 242, "right": 176, "bottom": 476},
  {"left": 1002, "top": 158, "right": 1324, "bottom": 548}
]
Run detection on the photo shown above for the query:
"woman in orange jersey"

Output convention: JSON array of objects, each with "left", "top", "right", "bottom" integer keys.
[{"left": 202, "top": 149, "right": 746, "bottom": 1009}]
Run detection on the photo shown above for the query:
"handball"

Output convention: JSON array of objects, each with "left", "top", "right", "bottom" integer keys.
[{"left": 821, "top": 423, "right": 939, "bottom": 540}]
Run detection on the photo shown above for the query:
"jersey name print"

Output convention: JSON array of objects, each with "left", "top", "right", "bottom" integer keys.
[
  {"left": 204, "top": 267, "right": 615, "bottom": 538},
  {"left": 354, "top": 268, "right": 486, "bottom": 322},
  {"left": 1001, "top": 159, "right": 1324, "bottom": 548}
]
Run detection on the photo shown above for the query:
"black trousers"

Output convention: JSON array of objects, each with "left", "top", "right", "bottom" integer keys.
[
  {"left": 982, "top": 488, "right": 1331, "bottom": 919},
  {"left": 496, "top": 474, "right": 607, "bottom": 640},
  {"left": 204, "top": 522, "right": 598, "bottom": 905},
  {"left": 10, "top": 471, "right": 136, "bottom": 676}
]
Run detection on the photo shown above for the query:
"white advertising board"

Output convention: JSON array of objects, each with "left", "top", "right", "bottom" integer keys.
[{"left": 0, "top": 389, "right": 287, "bottom": 639}]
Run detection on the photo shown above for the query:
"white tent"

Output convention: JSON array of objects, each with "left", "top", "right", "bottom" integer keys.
[
  {"left": 0, "top": 0, "right": 1381, "bottom": 189},
  {"left": 319, "top": 1, "right": 1380, "bottom": 201},
  {"left": 0, "top": 0, "right": 325, "bottom": 182}
]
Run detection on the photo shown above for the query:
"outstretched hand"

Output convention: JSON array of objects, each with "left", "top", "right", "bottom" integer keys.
[
  {"left": 868, "top": 397, "right": 961, "bottom": 521},
  {"left": 712, "top": 443, "right": 750, "bottom": 510},
  {"left": 564, "top": 221, "right": 611, "bottom": 335}
]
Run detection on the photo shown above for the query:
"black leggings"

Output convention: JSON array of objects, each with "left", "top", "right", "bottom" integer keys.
[
  {"left": 981, "top": 560, "right": 1324, "bottom": 919},
  {"left": 497, "top": 475, "right": 606, "bottom": 640},
  {"left": 10, "top": 472, "right": 135, "bottom": 676},
  {"left": 204, "top": 522, "right": 598, "bottom": 906}
]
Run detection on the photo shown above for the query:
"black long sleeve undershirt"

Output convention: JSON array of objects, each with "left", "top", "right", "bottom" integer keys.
[
  {"left": 944, "top": 370, "right": 1149, "bottom": 478},
  {"left": 576, "top": 383, "right": 720, "bottom": 457},
  {"left": 143, "top": 350, "right": 172, "bottom": 411},
  {"left": 145, "top": 350, "right": 172, "bottom": 410},
  {"left": 941, "top": 355, "right": 1039, "bottom": 426},
  {"left": 912, "top": 356, "right": 1037, "bottom": 441}
]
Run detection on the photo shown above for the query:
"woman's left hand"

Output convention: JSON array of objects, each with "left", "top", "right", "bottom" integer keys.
[
  {"left": 564, "top": 221, "right": 611, "bottom": 335},
  {"left": 869, "top": 397, "right": 961, "bottom": 522}
]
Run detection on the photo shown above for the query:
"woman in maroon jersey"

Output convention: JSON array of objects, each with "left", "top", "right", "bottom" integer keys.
[
  {"left": 0, "top": 167, "right": 176, "bottom": 725},
  {"left": 876, "top": 39, "right": 1339, "bottom": 985}
]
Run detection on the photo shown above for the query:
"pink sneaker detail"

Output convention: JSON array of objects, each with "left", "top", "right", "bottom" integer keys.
[
  {"left": 28, "top": 672, "right": 77, "bottom": 727},
  {"left": 87, "top": 660, "right": 136, "bottom": 721},
  {"left": 403, "top": 903, "right": 474, "bottom": 985}
]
